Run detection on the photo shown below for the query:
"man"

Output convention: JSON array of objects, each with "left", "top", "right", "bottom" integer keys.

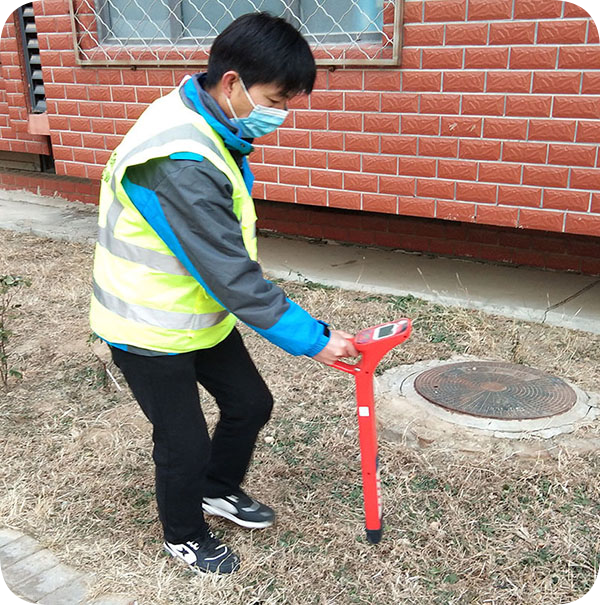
[{"left": 89, "top": 12, "right": 358, "bottom": 574}]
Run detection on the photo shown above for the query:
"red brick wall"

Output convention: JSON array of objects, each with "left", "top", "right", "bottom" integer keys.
[
  {"left": 0, "top": 168, "right": 99, "bottom": 204},
  {"left": 252, "top": 0, "right": 600, "bottom": 239},
  {"left": 0, "top": 0, "right": 599, "bottom": 274},
  {"left": 257, "top": 199, "right": 600, "bottom": 275}
]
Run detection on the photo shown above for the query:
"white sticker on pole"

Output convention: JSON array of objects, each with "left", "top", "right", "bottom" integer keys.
[{"left": 358, "top": 406, "right": 370, "bottom": 417}]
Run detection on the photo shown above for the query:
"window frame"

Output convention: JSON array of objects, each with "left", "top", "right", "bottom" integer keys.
[{"left": 69, "top": 0, "right": 404, "bottom": 67}]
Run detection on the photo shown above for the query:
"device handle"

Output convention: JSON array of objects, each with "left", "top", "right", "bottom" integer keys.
[{"left": 330, "top": 359, "right": 360, "bottom": 375}]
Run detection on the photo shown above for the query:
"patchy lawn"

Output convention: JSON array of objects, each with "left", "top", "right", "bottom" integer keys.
[{"left": 1, "top": 229, "right": 599, "bottom": 605}]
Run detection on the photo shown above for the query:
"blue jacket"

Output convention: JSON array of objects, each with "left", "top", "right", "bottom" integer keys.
[{"left": 117, "top": 73, "right": 330, "bottom": 358}]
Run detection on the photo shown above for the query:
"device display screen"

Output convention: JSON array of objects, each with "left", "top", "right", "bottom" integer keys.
[{"left": 375, "top": 324, "right": 395, "bottom": 339}]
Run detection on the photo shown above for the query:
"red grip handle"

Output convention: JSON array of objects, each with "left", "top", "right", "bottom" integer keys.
[
  {"left": 328, "top": 318, "right": 412, "bottom": 376},
  {"left": 330, "top": 359, "right": 360, "bottom": 375}
]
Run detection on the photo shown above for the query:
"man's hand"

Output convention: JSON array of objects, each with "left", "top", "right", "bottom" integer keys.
[{"left": 312, "top": 330, "right": 359, "bottom": 366}]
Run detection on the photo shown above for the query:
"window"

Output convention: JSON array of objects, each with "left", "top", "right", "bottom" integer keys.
[
  {"left": 96, "top": 0, "right": 384, "bottom": 44},
  {"left": 71, "top": 0, "right": 402, "bottom": 66}
]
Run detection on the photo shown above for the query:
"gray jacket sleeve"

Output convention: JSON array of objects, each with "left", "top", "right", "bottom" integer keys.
[{"left": 126, "top": 156, "right": 289, "bottom": 330}]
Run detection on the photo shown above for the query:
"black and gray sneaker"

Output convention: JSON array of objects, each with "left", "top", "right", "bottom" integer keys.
[
  {"left": 202, "top": 491, "right": 275, "bottom": 529},
  {"left": 163, "top": 530, "right": 240, "bottom": 574}
]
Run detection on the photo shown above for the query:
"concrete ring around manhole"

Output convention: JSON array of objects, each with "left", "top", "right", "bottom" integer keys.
[
  {"left": 375, "top": 357, "right": 600, "bottom": 444},
  {"left": 413, "top": 360, "right": 578, "bottom": 421}
]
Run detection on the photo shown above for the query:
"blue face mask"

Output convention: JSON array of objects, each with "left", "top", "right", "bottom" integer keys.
[{"left": 227, "top": 78, "right": 289, "bottom": 139}]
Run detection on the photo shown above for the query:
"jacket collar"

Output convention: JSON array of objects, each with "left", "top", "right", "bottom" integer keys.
[{"left": 180, "top": 73, "right": 254, "bottom": 157}]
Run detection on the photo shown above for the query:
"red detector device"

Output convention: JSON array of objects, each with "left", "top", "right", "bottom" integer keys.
[{"left": 330, "top": 318, "right": 412, "bottom": 544}]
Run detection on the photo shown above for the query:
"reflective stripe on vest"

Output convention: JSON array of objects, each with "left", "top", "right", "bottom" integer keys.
[
  {"left": 97, "top": 225, "right": 189, "bottom": 276},
  {"left": 98, "top": 192, "right": 191, "bottom": 276},
  {"left": 96, "top": 124, "right": 232, "bottom": 276},
  {"left": 93, "top": 279, "right": 229, "bottom": 331}
]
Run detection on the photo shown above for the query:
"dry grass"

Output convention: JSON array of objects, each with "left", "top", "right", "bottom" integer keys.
[{"left": 1, "top": 229, "right": 599, "bottom": 605}]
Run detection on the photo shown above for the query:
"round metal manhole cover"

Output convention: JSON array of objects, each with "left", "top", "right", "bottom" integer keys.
[{"left": 413, "top": 362, "right": 578, "bottom": 420}]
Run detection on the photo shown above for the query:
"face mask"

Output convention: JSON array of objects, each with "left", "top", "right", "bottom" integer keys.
[{"left": 226, "top": 78, "right": 289, "bottom": 138}]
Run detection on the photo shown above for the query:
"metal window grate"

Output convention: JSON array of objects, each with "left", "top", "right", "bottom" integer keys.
[
  {"left": 18, "top": 2, "right": 47, "bottom": 113},
  {"left": 68, "top": 0, "right": 403, "bottom": 67}
]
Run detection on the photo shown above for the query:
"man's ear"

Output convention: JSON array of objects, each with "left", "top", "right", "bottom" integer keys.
[{"left": 221, "top": 71, "right": 240, "bottom": 98}]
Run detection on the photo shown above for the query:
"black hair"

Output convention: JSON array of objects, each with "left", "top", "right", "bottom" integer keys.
[{"left": 205, "top": 12, "right": 316, "bottom": 96}]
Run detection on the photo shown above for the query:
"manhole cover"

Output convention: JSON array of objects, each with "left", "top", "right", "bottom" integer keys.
[{"left": 413, "top": 362, "right": 577, "bottom": 420}]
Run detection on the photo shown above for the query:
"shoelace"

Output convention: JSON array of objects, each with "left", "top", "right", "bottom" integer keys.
[
  {"left": 187, "top": 531, "right": 220, "bottom": 552},
  {"left": 230, "top": 491, "right": 254, "bottom": 508}
]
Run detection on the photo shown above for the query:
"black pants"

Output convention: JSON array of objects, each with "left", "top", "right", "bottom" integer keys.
[{"left": 110, "top": 328, "right": 273, "bottom": 543}]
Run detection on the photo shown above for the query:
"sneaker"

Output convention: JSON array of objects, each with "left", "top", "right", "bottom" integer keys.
[
  {"left": 202, "top": 491, "right": 275, "bottom": 529},
  {"left": 164, "top": 530, "right": 240, "bottom": 574}
]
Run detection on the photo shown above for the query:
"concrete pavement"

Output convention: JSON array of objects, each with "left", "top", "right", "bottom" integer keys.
[{"left": 1, "top": 188, "right": 599, "bottom": 335}]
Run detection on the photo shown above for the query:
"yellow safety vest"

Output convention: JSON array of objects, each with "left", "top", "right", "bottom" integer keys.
[{"left": 89, "top": 86, "right": 258, "bottom": 353}]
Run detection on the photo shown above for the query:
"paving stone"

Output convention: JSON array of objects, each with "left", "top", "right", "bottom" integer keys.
[
  {"left": 14, "top": 563, "right": 84, "bottom": 602},
  {"left": 38, "top": 575, "right": 92, "bottom": 605},
  {"left": 0, "top": 535, "right": 43, "bottom": 567},
  {"left": 0, "top": 527, "right": 138, "bottom": 605},
  {"left": 0, "top": 528, "right": 137, "bottom": 605},
  {"left": 0, "top": 528, "right": 24, "bottom": 548},
  {"left": 4, "top": 590, "right": 35, "bottom": 605},
  {"left": 4, "top": 548, "right": 61, "bottom": 588}
]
